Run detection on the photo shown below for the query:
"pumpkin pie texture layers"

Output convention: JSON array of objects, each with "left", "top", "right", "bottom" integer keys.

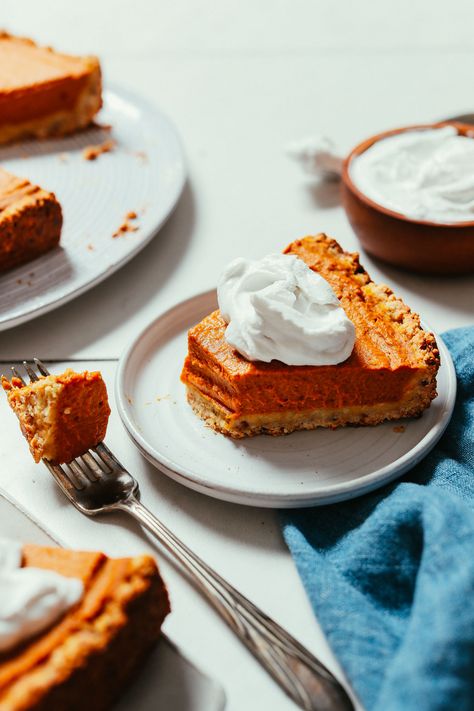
[
  {"left": 0, "top": 168, "right": 62, "bottom": 272},
  {"left": 0, "top": 32, "right": 102, "bottom": 145},
  {"left": 181, "top": 235, "right": 440, "bottom": 438},
  {"left": 0, "top": 545, "right": 170, "bottom": 711}
]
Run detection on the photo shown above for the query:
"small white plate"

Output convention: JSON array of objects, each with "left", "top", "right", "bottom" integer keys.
[
  {"left": 0, "top": 490, "right": 226, "bottom": 711},
  {"left": 116, "top": 290, "right": 457, "bottom": 508},
  {"left": 0, "top": 85, "right": 186, "bottom": 331}
]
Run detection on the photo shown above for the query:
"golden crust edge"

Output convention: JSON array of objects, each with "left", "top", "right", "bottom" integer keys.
[
  {"left": 184, "top": 381, "right": 438, "bottom": 439},
  {"left": 285, "top": 234, "right": 441, "bottom": 371}
]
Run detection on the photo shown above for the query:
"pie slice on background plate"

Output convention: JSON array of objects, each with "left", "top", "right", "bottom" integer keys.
[
  {"left": 0, "top": 32, "right": 101, "bottom": 145},
  {"left": 0, "top": 168, "right": 62, "bottom": 272}
]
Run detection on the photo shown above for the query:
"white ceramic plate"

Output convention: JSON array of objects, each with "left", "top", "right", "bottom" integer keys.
[
  {"left": 0, "top": 86, "right": 186, "bottom": 331},
  {"left": 0, "top": 490, "right": 226, "bottom": 711},
  {"left": 116, "top": 290, "right": 457, "bottom": 508}
]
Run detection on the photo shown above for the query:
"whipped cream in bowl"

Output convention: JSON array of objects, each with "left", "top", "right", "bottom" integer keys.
[
  {"left": 348, "top": 125, "right": 474, "bottom": 225},
  {"left": 341, "top": 122, "right": 474, "bottom": 274},
  {"left": 217, "top": 253, "right": 355, "bottom": 366}
]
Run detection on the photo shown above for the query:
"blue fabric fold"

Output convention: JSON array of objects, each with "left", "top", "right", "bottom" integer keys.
[{"left": 281, "top": 326, "right": 474, "bottom": 711}]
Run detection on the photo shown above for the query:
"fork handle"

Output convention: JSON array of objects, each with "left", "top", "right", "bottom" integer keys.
[{"left": 118, "top": 495, "right": 353, "bottom": 711}]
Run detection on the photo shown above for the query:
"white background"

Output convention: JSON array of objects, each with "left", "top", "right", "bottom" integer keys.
[{"left": 1, "top": 3, "right": 474, "bottom": 709}]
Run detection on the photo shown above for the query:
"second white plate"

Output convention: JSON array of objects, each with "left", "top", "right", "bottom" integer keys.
[
  {"left": 116, "top": 290, "right": 457, "bottom": 508},
  {"left": 0, "top": 85, "right": 186, "bottom": 331}
]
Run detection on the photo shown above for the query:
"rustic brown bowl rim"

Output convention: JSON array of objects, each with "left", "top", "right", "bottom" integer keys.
[{"left": 342, "top": 121, "right": 474, "bottom": 229}]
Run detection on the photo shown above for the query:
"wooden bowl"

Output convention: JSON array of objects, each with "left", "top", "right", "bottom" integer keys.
[{"left": 341, "top": 122, "right": 474, "bottom": 275}]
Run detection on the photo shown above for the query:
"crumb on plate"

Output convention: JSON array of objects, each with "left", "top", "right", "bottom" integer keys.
[
  {"left": 82, "top": 138, "right": 116, "bottom": 161},
  {"left": 134, "top": 150, "right": 148, "bottom": 163},
  {"left": 112, "top": 211, "right": 139, "bottom": 238}
]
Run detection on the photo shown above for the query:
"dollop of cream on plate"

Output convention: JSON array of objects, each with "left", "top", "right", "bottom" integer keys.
[{"left": 217, "top": 253, "right": 355, "bottom": 366}]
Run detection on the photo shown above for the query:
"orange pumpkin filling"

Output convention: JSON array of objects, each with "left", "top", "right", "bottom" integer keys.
[{"left": 0, "top": 33, "right": 102, "bottom": 145}]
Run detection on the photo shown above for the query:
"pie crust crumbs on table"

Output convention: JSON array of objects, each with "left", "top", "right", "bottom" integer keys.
[
  {"left": 0, "top": 32, "right": 102, "bottom": 145},
  {"left": 181, "top": 234, "right": 440, "bottom": 438},
  {"left": 0, "top": 544, "right": 170, "bottom": 711},
  {"left": 0, "top": 168, "right": 62, "bottom": 272},
  {"left": 1, "top": 369, "right": 110, "bottom": 464}
]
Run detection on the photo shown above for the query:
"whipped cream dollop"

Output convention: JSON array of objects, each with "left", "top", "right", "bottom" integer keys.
[
  {"left": 217, "top": 253, "right": 355, "bottom": 366},
  {"left": 349, "top": 125, "right": 474, "bottom": 223},
  {"left": 0, "top": 538, "right": 84, "bottom": 653},
  {"left": 287, "top": 135, "right": 343, "bottom": 179}
]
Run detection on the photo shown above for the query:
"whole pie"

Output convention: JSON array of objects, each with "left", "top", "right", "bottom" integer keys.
[
  {"left": 0, "top": 544, "right": 170, "bottom": 711},
  {"left": 181, "top": 235, "right": 440, "bottom": 437},
  {"left": 0, "top": 32, "right": 102, "bottom": 145}
]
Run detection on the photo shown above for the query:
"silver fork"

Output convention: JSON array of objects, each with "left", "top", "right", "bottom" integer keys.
[{"left": 7, "top": 359, "right": 354, "bottom": 711}]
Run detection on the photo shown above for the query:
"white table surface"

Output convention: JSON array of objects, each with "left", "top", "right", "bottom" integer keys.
[{"left": 1, "top": 2, "right": 474, "bottom": 709}]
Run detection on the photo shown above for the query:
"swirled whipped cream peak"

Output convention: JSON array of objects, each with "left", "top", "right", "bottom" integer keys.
[
  {"left": 0, "top": 538, "right": 84, "bottom": 653},
  {"left": 217, "top": 253, "right": 355, "bottom": 366}
]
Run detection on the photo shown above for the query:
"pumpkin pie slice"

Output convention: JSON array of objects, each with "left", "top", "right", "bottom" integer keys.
[
  {"left": 0, "top": 544, "right": 170, "bottom": 711},
  {"left": 0, "top": 168, "right": 62, "bottom": 272},
  {"left": 2, "top": 369, "right": 110, "bottom": 464},
  {"left": 181, "top": 235, "right": 440, "bottom": 438},
  {"left": 0, "top": 32, "right": 102, "bottom": 145}
]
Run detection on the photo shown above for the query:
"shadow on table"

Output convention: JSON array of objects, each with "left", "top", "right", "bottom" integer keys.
[
  {"left": 0, "top": 245, "right": 74, "bottom": 311},
  {"left": 306, "top": 178, "right": 341, "bottom": 209},
  {"left": 139, "top": 459, "right": 285, "bottom": 555},
  {"left": 0, "top": 124, "right": 113, "bottom": 160},
  {"left": 116, "top": 636, "right": 226, "bottom": 711}
]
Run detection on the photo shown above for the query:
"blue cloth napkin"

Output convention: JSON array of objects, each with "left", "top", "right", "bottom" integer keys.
[{"left": 281, "top": 326, "right": 474, "bottom": 711}]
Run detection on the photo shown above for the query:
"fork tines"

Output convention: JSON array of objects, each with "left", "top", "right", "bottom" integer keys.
[
  {"left": 11, "top": 357, "right": 50, "bottom": 385},
  {"left": 50, "top": 444, "right": 116, "bottom": 488}
]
